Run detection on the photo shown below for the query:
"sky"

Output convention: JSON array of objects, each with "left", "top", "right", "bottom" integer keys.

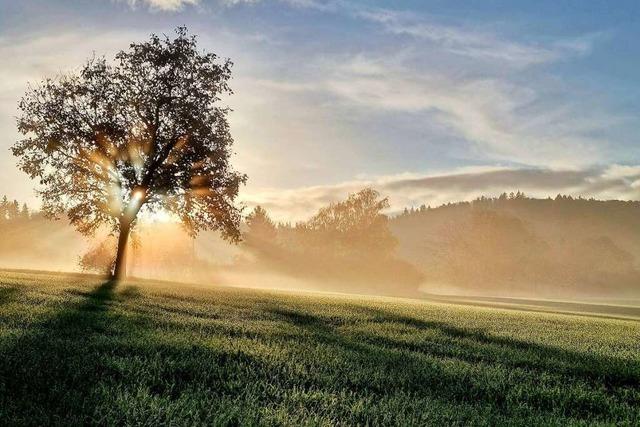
[{"left": 1, "top": 0, "right": 639, "bottom": 221}]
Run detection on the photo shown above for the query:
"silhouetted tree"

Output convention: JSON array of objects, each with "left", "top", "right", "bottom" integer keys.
[
  {"left": 0, "top": 196, "right": 7, "bottom": 221},
  {"left": 13, "top": 27, "right": 246, "bottom": 280},
  {"left": 7, "top": 200, "right": 19, "bottom": 220},
  {"left": 79, "top": 238, "right": 116, "bottom": 274},
  {"left": 300, "top": 188, "right": 397, "bottom": 257},
  {"left": 245, "top": 206, "right": 277, "bottom": 245},
  {"left": 20, "top": 203, "right": 30, "bottom": 221}
]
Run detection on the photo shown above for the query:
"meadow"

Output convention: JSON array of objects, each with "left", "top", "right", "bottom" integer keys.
[{"left": 0, "top": 269, "right": 638, "bottom": 425}]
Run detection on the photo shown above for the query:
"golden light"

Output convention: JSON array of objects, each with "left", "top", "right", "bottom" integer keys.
[
  {"left": 139, "top": 208, "right": 178, "bottom": 224},
  {"left": 132, "top": 188, "right": 146, "bottom": 201}
]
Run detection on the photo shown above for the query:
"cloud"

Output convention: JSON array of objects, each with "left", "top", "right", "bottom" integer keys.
[
  {"left": 355, "top": 8, "right": 598, "bottom": 68},
  {"left": 117, "top": 0, "right": 199, "bottom": 11},
  {"left": 257, "top": 53, "right": 618, "bottom": 168},
  {"left": 0, "top": 30, "right": 143, "bottom": 119},
  {"left": 210, "top": 2, "right": 615, "bottom": 169},
  {"left": 220, "top": 0, "right": 258, "bottom": 5},
  {"left": 0, "top": 30, "right": 142, "bottom": 205},
  {"left": 242, "top": 165, "right": 640, "bottom": 222},
  {"left": 218, "top": 2, "right": 600, "bottom": 68},
  {"left": 212, "top": 0, "right": 333, "bottom": 9}
]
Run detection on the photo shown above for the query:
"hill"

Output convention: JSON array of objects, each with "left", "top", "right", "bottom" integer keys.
[
  {"left": 391, "top": 194, "right": 640, "bottom": 297},
  {"left": 3, "top": 193, "right": 640, "bottom": 299},
  {"left": 0, "top": 270, "right": 638, "bottom": 425}
]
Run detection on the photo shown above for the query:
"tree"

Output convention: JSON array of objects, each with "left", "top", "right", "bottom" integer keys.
[
  {"left": 79, "top": 238, "right": 117, "bottom": 274},
  {"left": 13, "top": 27, "right": 246, "bottom": 280},
  {"left": 21, "top": 203, "right": 30, "bottom": 221},
  {"left": 300, "top": 188, "right": 397, "bottom": 257},
  {"left": 7, "top": 200, "right": 20, "bottom": 220},
  {"left": 244, "top": 206, "right": 277, "bottom": 245},
  {"left": 0, "top": 196, "right": 7, "bottom": 221}
]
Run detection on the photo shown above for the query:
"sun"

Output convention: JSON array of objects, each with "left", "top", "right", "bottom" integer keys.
[{"left": 139, "top": 208, "right": 177, "bottom": 224}]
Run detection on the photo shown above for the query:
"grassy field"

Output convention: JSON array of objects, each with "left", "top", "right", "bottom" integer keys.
[{"left": 0, "top": 270, "right": 638, "bottom": 425}]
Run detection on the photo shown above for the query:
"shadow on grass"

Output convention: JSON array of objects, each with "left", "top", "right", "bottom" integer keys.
[
  {"left": 0, "top": 280, "right": 270, "bottom": 425},
  {"left": 0, "top": 280, "right": 123, "bottom": 423},
  {"left": 0, "top": 281, "right": 638, "bottom": 424},
  {"left": 359, "top": 307, "right": 639, "bottom": 386},
  {"left": 0, "top": 286, "right": 20, "bottom": 305},
  {"left": 267, "top": 306, "right": 640, "bottom": 420}
]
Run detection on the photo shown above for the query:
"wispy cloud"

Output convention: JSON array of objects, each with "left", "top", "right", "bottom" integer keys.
[
  {"left": 245, "top": 52, "right": 619, "bottom": 168},
  {"left": 355, "top": 8, "right": 599, "bottom": 68},
  {"left": 219, "top": 1, "right": 601, "bottom": 68},
  {"left": 217, "top": 0, "right": 334, "bottom": 9},
  {"left": 243, "top": 165, "right": 640, "bottom": 222},
  {"left": 0, "top": 30, "right": 143, "bottom": 115},
  {"left": 215, "top": 1, "right": 615, "bottom": 168},
  {"left": 0, "top": 30, "right": 142, "bottom": 205},
  {"left": 117, "top": 0, "right": 199, "bottom": 11}
]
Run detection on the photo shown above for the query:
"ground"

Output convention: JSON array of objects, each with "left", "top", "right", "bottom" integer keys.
[{"left": 0, "top": 270, "right": 638, "bottom": 426}]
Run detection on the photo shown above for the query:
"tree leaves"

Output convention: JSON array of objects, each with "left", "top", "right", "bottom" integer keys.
[{"left": 13, "top": 27, "right": 246, "bottom": 242}]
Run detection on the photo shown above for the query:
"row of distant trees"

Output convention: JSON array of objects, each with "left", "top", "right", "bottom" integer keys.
[
  {"left": 393, "top": 192, "right": 640, "bottom": 296},
  {"left": 76, "top": 188, "right": 424, "bottom": 295},
  {"left": 4, "top": 186, "right": 639, "bottom": 297},
  {"left": 0, "top": 196, "right": 30, "bottom": 222},
  {"left": 397, "top": 191, "right": 615, "bottom": 217},
  {"left": 241, "top": 189, "right": 424, "bottom": 296},
  {"left": 247, "top": 188, "right": 397, "bottom": 259}
]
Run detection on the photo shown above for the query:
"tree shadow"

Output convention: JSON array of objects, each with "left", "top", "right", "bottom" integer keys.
[
  {"left": 1, "top": 282, "right": 638, "bottom": 424},
  {"left": 0, "top": 280, "right": 273, "bottom": 425},
  {"left": 266, "top": 305, "right": 640, "bottom": 421},
  {"left": 360, "top": 307, "right": 638, "bottom": 386},
  {"left": 0, "top": 286, "right": 20, "bottom": 305},
  {"left": 0, "top": 280, "right": 123, "bottom": 423}
]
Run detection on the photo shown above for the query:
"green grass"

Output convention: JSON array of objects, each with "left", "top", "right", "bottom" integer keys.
[{"left": 0, "top": 270, "right": 638, "bottom": 426}]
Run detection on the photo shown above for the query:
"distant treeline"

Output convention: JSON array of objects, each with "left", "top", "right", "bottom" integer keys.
[
  {"left": 392, "top": 192, "right": 640, "bottom": 297},
  {"left": 241, "top": 189, "right": 424, "bottom": 297},
  {"left": 0, "top": 196, "right": 30, "bottom": 221},
  {"left": 3, "top": 191, "right": 640, "bottom": 298},
  {"left": 242, "top": 191, "right": 640, "bottom": 297},
  {"left": 0, "top": 195, "right": 84, "bottom": 270}
]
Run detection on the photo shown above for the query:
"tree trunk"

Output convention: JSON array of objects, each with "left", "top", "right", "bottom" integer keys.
[
  {"left": 112, "top": 218, "right": 131, "bottom": 280},
  {"left": 112, "top": 186, "right": 148, "bottom": 281}
]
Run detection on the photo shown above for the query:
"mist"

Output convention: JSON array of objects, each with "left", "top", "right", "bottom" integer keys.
[{"left": 2, "top": 190, "right": 639, "bottom": 305}]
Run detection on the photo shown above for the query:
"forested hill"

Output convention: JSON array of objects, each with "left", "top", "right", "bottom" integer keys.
[
  {"left": 390, "top": 194, "right": 640, "bottom": 297},
  {"left": 3, "top": 191, "right": 640, "bottom": 298}
]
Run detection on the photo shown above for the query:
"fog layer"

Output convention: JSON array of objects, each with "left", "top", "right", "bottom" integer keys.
[{"left": 2, "top": 192, "right": 640, "bottom": 302}]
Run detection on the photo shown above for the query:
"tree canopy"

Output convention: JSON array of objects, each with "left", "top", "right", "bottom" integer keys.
[
  {"left": 245, "top": 206, "right": 277, "bottom": 245},
  {"left": 298, "top": 188, "right": 397, "bottom": 257},
  {"left": 13, "top": 27, "right": 246, "bottom": 278}
]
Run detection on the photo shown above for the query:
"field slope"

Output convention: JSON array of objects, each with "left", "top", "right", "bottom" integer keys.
[{"left": 0, "top": 270, "right": 638, "bottom": 425}]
